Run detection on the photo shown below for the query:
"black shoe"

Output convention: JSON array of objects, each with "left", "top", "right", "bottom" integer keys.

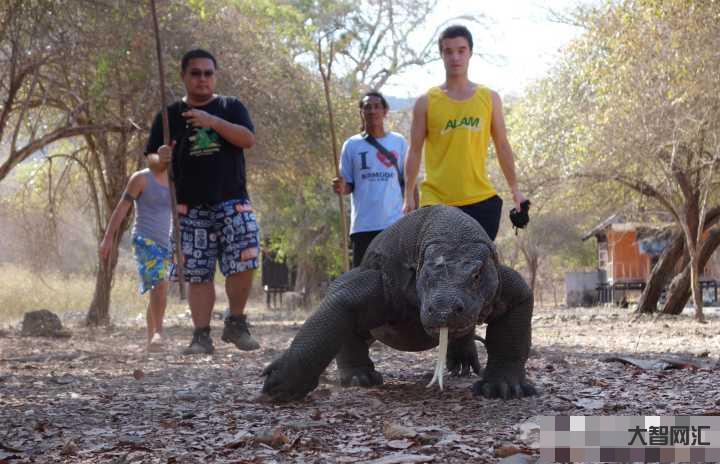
[
  {"left": 221, "top": 314, "right": 260, "bottom": 351},
  {"left": 183, "top": 327, "right": 214, "bottom": 355}
]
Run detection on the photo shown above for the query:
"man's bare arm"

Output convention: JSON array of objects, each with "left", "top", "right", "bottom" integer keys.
[
  {"left": 403, "top": 94, "right": 428, "bottom": 213},
  {"left": 183, "top": 109, "right": 255, "bottom": 149},
  {"left": 490, "top": 91, "right": 526, "bottom": 210},
  {"left": 210, "top": 116, "right": 255, "bottom": 149},
  {"left": 99, "top": 173, "right": 146, "bottom": 261}
]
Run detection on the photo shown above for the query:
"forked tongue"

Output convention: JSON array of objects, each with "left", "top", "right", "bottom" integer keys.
[{"left": 426, "top": 327, "right": 449, "bottom": 391}]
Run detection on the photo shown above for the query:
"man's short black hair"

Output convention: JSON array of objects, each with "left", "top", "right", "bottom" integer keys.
[
  {"left": 181, "top": 49, "right": 218, "bottom": 72},
  {"left": 438, "top": 25, "right": 473, "bottom": 53},
  {"left": 359, "top": 91, "right": 388, "bottom": 110}
]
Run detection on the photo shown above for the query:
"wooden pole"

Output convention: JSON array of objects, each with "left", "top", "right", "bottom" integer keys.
[
  {"left": 149, "top": 0, "right": 186, "bottom": 299},
  {"left": 318, "top": 39, "right": 350, "bottom": 272}
]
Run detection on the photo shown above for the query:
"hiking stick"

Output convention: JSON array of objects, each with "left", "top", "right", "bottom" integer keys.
[
  {"left": 149, "top": 0, "right": 186, "bottom": 299},
  {"left": 318, "top": 40, "right": 350, "bottom": 272}
]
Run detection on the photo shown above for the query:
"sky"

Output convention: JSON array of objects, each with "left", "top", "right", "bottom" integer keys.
[{"left": 383, "top": 0, "right": 594, "bottom": 98}]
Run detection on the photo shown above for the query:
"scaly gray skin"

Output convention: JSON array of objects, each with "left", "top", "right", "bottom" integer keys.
[{"left": 262, "top": 205, "right": 536, "bottom": 401}]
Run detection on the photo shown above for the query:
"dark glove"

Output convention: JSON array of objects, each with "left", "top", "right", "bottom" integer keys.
[{"left": 509, "top": 200, "right": 531, "bottom": 234}]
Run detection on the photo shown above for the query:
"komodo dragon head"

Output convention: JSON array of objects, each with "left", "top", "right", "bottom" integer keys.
[{"left": 416, "top": 240, "right": 499, "bottom": 339}]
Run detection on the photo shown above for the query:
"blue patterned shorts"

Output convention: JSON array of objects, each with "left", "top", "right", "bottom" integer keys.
[
  {"left": 132, "top": 235, "right": 171, "bottom": 294},
  {"left": 171, "top": 199, "right": 260, "bottom": 283}
]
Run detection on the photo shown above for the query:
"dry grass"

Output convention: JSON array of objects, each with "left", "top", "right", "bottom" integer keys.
[
  {"left": 0, "top": 264, "right": 190, "bottom": 327},
  {"left": 0, "top": 263, "right": 290, "bottom": 329},
  {"left": 3, "top": 261, "right": 718, "bottom": 360}
]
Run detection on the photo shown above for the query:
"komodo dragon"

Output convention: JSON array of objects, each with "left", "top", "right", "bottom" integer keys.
[{"left": 262, "top": 205, "right": 536, "bottom": 401}]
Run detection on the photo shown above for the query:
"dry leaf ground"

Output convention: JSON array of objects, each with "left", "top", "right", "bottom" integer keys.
[{"left": 1, "top": 304, "right": 719, "bottom": 463}]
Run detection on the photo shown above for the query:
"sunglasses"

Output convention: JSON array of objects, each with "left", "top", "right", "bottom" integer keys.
[{"left": 188, "top": 69, "right": 215, "bottom": 78}]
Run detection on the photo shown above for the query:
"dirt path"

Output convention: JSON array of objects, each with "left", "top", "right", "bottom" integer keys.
[{"left": 1, "top": 306, "right": 719, "bottom": 463}]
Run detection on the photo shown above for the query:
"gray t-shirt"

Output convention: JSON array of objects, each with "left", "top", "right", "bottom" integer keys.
[{"left": 132, "top": 169, "right": 171, "bottom": 250}]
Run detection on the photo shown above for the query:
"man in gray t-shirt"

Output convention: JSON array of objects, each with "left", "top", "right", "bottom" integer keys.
[{"left": 333, "top": 92, "right": 408, "bottom": 267}]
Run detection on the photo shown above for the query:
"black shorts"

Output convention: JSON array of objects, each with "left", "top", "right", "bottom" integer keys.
[
  {"left": 350, "top": 230, "right": 382, "bottom": 268},
  {"left": 456, "top": 195, "right": 503, "bottom": 240}
]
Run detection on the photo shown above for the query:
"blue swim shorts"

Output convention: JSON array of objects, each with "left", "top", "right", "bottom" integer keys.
[{"left": 132, "top": 234, "right": 171, "bottom": 294}]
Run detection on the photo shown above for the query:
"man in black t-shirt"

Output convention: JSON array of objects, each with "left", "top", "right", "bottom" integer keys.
[{"left": 146, "top": 49, "right": 260, "bottom": 355}]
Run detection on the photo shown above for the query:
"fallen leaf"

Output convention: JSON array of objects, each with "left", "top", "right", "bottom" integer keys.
[
  {"left": 224, "top": 431, "right": 253, "bottom": 449},
  {"left": 495, "top": 445, "right": 522, "bottom": 458},
  {"left": 602, "top": 355, "right": 715, "bottom": 370},
  {"left": 516, "top": 417, "right": 540, "bottom": 446},
  {"left": 386, "top": 439, "right": 413, "bottom": 450},
  {"left": 369, "top": 398, "right": 384, "bottom": 409},
  {"left": 0, "top": 444, "right": 23, "bottom": 453},
  {"left": 359, "top": 453, "right": 434, "bottom": 464},
  {"left": 498, "top": 453, "right": 538, "bottom": 464},
  {"left": 591, "top": 378, "right": 609, "bottom": 387},
  {"left": 34, "top": 421, "right": 49, "bottom": 433},
  {"left": 60, "top": 440, "right": 79, "bottom": 456},
  {"left": 283, "top": 419, "right": 329, "bottom": 430},
  {"left": 383, "top": 422, "right": 417, "bottom": 439},
  {"left": 574, "top": 398, "right": 605, "bottom": 410},
  {"left": 174, "top": 390, "right": 197, "bottom": 401},
  {"left": 254, "top": 427, "right": 288, "bottom": 448},
  {"left": 49, "top": 375, "right": 74, "bottom": 385}
]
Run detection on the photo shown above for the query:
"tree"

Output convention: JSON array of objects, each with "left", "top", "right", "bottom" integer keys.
[
  {"left": 58, "top": 2, "right": 164, "bottom": 325},
  {"left": 0, "top": 0, "right": 112, "bottom": 183},
  {"left": 501, "top": 82, "right": 608, "bottom": 305},
  {"left": 226, "top": 0, "right": 481, "bottom": 290},
  {"left": 510, "top": 1, "right": 720, "bottom": 319},
  {"left": 579, "top": 1, "right": 720, "bottom": 320}
]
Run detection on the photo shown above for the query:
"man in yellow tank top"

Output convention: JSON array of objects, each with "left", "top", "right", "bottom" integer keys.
[{"left": 403, "top": 25, "right": 527, "bottom": 240}]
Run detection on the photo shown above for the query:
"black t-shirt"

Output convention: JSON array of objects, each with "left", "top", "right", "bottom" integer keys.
[{"left": 145, "top": 96, "right": 254, "bottom": 206}]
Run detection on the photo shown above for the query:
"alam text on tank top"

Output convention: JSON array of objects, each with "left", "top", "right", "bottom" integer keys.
[{"left": 421, "top": 85, "right": 497, "bottom": 207}]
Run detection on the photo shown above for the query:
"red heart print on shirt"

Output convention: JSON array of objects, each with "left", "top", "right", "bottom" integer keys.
[{"left": 376, "top": 150, "right": 395, "bottom": 168}]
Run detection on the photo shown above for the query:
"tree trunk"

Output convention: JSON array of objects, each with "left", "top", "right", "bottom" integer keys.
[
  {"left": 528, "top": 255, "right": 538, "bottom": 295},
  {"left": 635, "top": 232, "right": 685, "bottom": 313},
  {"left": 690, "top": 256, "right": 704, "bottom": 322},
  {"left": 637, "top": 208, "right": 720, "bottom": 314},
  {"left": 661, "top": 225, "right": 720, "bottom": 315},
  {"left": 293, "top": 258, "right": 322, "bottom": 296},
  {"left": 292, "top": 225, "right": 330, "bottom": 300},
  {"left": 86, "top": 250, "right": 119, "bottom": 326},
  {"left": 661, "top": 268, "right": 691, "bottom": 315},
  {"left": 536, "top": 275, "right": 543, "bottom": 308}
]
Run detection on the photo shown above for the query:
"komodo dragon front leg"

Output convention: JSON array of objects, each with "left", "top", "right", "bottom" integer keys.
[
  {"left": 474, "top": 265, "right": 537, "bottom": 399},
  {"left": 335, "top": 327, "right": 384, "bottom": 387},
  {"left": 262, "top": 269, "right": 385, "bottom": 401}
]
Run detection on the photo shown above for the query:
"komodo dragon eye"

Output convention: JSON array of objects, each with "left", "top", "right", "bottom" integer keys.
[{"left": 471, "top": 264, "right": 486, "bottom": 287}]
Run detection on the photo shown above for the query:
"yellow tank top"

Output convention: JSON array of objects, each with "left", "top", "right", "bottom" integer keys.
[{"left": 421, "top": 85, "right": 496, "bottom": 206}]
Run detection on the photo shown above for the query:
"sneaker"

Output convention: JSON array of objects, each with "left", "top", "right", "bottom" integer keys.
[
  {"left": 183, "top": 327, "right": 214, "bottom": 355},
  {"left": 147, "top": 332, "right": 165, "bottom": 352},
  {"left": 221, "top": 314, "right": 260, "bottom": 351}
]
